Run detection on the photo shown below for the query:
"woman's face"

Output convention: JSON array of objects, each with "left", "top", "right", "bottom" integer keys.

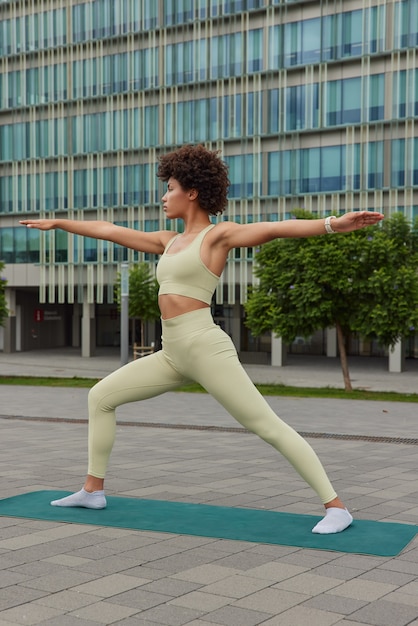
[{"left": 162, "top": 177, "right": 195, "bottom": 219}]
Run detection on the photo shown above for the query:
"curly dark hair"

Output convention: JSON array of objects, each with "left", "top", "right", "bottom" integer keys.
[{"left": 157, "top": 144, "right": 230, "bottom": 216}]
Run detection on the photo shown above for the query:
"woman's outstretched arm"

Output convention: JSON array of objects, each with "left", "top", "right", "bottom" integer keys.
[
  {"left": 218, "top": 211, "right": 384, "bottom": 250},
  {"left": 19, "top": 218, "right": 174, "bottom": 254}
]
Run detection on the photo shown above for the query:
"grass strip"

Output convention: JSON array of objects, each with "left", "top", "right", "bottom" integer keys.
[{"left": 0, "top": 375, "right": 417, "bottom": 403}]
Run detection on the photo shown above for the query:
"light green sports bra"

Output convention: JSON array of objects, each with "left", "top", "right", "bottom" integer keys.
[{"left": 156, "top": 224, "right": 220, "bottom": 305}]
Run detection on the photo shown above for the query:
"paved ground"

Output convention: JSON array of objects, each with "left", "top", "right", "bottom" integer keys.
[
  {"left": 1, "top": 347, "right": 418, "bottom": 393},
  {"left": 1, "top": 349, "right": 418, "bottom": 625}
]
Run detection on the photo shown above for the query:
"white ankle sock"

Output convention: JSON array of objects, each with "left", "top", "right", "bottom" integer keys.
[
  {"left": 312, "top": 507, "right": 353, "bottom": 534},
  {"left": 50, "top": 488, "right": 106, "bottom": 509}
]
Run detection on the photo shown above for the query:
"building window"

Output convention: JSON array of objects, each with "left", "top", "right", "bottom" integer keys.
[
  {"left": 326, "top": 77, "right": 361, "bottom": 126},
  {"left": 284, "top": 18, "right": 321, "bottom": 67},
  {"left": 225, "top": 154, "right": 255, "bottom": 198},
  {"left": 210, "top": 33, "right": 243, "bottom": 79},
  {"left": 247, "top": 29, "right": 263, "bottom": 73},
  {"left": 394, "top": 69, "right": 418, "bottom": 118},
  {"left": 0, "top": 227, "right": 40, "bottom": 264},
  {"left": 366, "top": 141, "right": 384, "bottom": 190},
  {"left": 286, "top": 84, "right": 319, "bottom": 131},
  {"left": 394, "top": 0, "right": 418, "bottom": 48},
  {"left": 368, "top": 74, "right": 385, "bottom": 121},
  {"left": 391, "top": 139, "right": 405, "bottom": 187}
]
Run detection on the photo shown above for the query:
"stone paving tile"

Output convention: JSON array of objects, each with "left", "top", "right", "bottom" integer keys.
[
  {"left": 74, "top": 554, "right": 146, "bottom": 576},
  {"left": 379, "top": 559, "right": 418, "bottom": 576},
  {"left": 41, "top": 554, "right": 93, "bottom": 567},
  {"left": 117, "top": 565, "right": 173, "bottom": 581},
  {"left": 34, "top": 590, "right": 101, "bottom": 612},
  {"left": 383, "top": 591, "right": 418, "bottom": 607},
  {"left": 169, "top": 590, "right": 233, "bottom": 612},
  {"left": 20, "top": 570, "right": 99, "bottom": 594},
  {"left": 206, "top": 550, "right": 278, "bottom": 571},
  {"left": 171, "top": 564, "right": 241, "bottom": 584},
  {"left": 197, "top": 574, "right": 271, "bottom": 599},
  {"left": 311, "top": 563, "right": 366, "bottom": 581},
  {"left": 9, "top": 560, "right": 75, "bottom": 579},
  {"left": 108, "top": 620, "right": 164, "bottom": 626},
  {"left": 124, "top": 603, "right": 204, "bottom": 625},
  {"left": 348, "top": 599, "right": 418, "bottom": 626},
  {"left": 258, "top": 605, "right": 343, "bottom": 625},
  {"left": 327, "top": 578, "right": 398, "bottom": 602},
  {"left": 106, "top": 588, "right": 173, "bottom": 611},
  {"left": 0, "top": 587, "right": 49, "bottom": 612},
  {"left": 140, "top": 547, "right": 229, "bottom": 573},
  {"left": 138, "top": 578, "right": 201, "bottom": 597},
  {"left": 302, "top": 593, "right": 368, "bottom": 615},
  {"left": 0, "top": 603, "right": 63, "bottom": 624},
  {"left": 36, "top": 618, "right": 97, "bottom": 626},
  {"left": 198, "top": 605, "right": 271, "bottom": 625},
  {"left": 68, "top": 600, "right": 140, "bottom": 624},
  {"left": 177, "top": 622, "right": 223, "bottom": 626},
  {"left": 233, "top": 586, "right": 310, "bottom": 613},
  {"left": 273, "top": 571, "right": 344, "bottom": 595},
  {"left": 0, "top": 571, "right": 34, "bottom": 589},
  {"left": 358, "top": 568, "right": 417, "bottom": 586},
  {"left": 241, "top": 561, "right": 309, "bottom": 582},
  {"left": 72, "top": 573, "right": 150, "bottom": 598}
]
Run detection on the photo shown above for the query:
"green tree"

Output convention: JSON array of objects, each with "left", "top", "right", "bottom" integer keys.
[
  {"left": 244, "top": 212, "right": 418, "bottom": 391},
  {"left": 0, "top": 263, "right": 8, "bottom": 326},
  {"left": 115, "top": 262, "right": 160, "bottom": 348}
]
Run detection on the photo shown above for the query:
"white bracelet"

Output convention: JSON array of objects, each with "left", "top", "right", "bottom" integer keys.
[{"left": 324, "top": 215, "right": 337, "bottom": 234}]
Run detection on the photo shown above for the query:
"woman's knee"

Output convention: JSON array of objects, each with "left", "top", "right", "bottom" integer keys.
[{"left": 88, "top": 379, "right": 114, "bottom": 414}]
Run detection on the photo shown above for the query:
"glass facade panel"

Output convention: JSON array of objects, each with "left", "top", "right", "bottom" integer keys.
[
  {"left": 326, "top": 77, "right": 361, "bottom": 126},
  {"left": 226, "top": 154, "right": 254, "bottom": 198},
  {"left": 394, "top": 69, "right": 418, "bottom": 118},
  {"left": 0, "top": 228, "right": 13, "bottom": 263},
  {"left": 368, "top": 74, "right": 385, "bottom": 121},
  {"left": 392, "top": 139, "right": 405, "bottom": 187},
  {"left": 394, "top": 0, "right": 418, "bottom": 48},
  {"left": 247, "top": 29, "right": 263, "bottom": 73},
  {"left": 337, "top": 10, "right": 363, "bottom": 58},
  {"left": 367, "top": 141, "right": 384, "bottom": 189},
  {"left": 210, "top": 33, "right": 243, "bottom": 79},
  {"left": 268, "top": 89, "right": 280, "bottom": 133},
  {"left": 286, "top": 85, "right": 306, "bottom": 130}
]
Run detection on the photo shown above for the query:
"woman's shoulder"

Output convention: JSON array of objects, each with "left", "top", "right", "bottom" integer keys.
[{"left": 209, "top": 220, "right": 241, "bottom": 240}]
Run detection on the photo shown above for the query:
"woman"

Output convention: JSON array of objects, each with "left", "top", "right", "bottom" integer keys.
[{"left": 20, "top": 144, "right": 384, "bottom": 534}]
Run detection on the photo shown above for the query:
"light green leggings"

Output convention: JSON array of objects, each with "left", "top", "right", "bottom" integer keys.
[{"left": 87, "top": 308, "right": 337, "bottom": 504}]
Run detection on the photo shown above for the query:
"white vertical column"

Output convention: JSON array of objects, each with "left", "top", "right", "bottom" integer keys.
[
  {"left": 389, "top": 339, "right": 405, "bottom": 373},
  {"left": 271, "top": 333, "right": 287, "bottom": 367},
  {"left": 81, "top": 289, "right": 96, "bottom": 357},
  {"left": 3, "top": 287, "right": 16, "bottom": 354},
  {"left": 326, "top": 327, "right": 337, "bottom": 357}
]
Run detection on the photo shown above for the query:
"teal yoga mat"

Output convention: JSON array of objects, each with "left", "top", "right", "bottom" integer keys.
[{"left": 1, "top": 491, "right": 416, "bottom": 557}]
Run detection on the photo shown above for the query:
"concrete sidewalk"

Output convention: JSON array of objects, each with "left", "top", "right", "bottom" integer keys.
[
  {"left": 1, "top": 349, "right": 418, "bottom": 625},
  {"left": 0, "top": 347, "right": 417, "bottom": 393}
]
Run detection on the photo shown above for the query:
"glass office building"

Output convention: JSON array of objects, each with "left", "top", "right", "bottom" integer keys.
[{"left": 0, "top": 0, "right": 417, "bottom": 359}]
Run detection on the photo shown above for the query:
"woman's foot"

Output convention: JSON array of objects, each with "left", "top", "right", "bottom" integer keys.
[
  {"left": 312, "top": 507, "right": 353, "bottom": 534},
  {"left": 50, "top": 488, "right": 106, "bottom": 509}
]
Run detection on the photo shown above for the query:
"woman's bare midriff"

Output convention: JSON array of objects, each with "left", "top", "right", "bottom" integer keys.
[{"left": 159, "top": 294, "right": 210, "bottom": 320}]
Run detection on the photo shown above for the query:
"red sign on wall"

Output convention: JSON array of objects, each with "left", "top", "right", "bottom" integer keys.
[{"left": 34, "top": 309, "right": 44, "bottom": 322}]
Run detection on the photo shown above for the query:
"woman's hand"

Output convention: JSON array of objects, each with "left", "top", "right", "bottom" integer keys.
[
  {"left": 19, "top": 219, "right": 57, "bottom": 231},
  {"left": 332, "top": 211, "right": 384, "bottom": 233}
]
